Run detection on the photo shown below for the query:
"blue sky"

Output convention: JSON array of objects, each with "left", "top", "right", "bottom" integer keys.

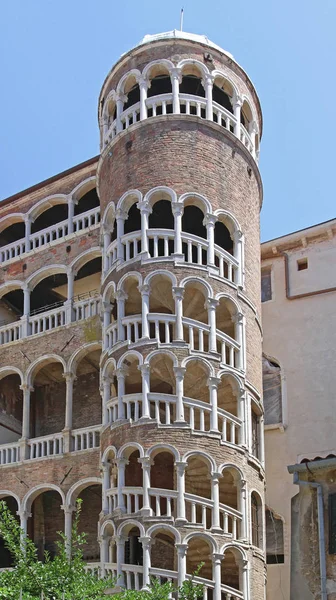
[{"left": 0, "top": 0, "right": 335, "bottom": 241}]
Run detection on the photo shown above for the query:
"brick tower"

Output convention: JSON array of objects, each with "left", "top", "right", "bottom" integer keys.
[{"left": 98, "top": 31, "right": 265, "bottom": 599}]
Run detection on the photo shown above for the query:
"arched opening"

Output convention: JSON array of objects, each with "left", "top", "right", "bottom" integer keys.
[
  {"left": 30, "top": 358, "right": 65, "bottom": 438},
  {"left": 212, "top": 77, "right": 234, "bottom": 114},
  {"left": 217, "top": 376, "right": 238, "bottom": 417},
  {"left": 74, "top": 188, "right": 100, "bottom": 216},
  {"left": 149, "top": 275, "right": 174, "bottom": 314},
  {"left": 123, "top": 277, "right": 142, "bottom": 316},
  {"left": 185, "top": 456, "right": 212, "bottom": 529},
  {"left": 183, "top": 282, "right": 208, "bottom": 324},
  {"left": 30, "top": 272, "right": 68, "bottom": 317},
  {"left": 149, "top": 200, "right": 174, "bottom": 230},
  {"left": 31, "top": 203, "right": 68, "bottom": 236},
  {"left": 184, "top": 360, "right": 210, "bottom": 431},
  {"left": 221, "top": 549, "right": 241, "bottom": 593},
  {"left": 123, "top": 355, "right": 142, "bottom": 396},
  {"left": 150, "top": 529, "right": 176, "bottom": 572},
  {"left": 266, "top": 508, "right": 284, "bottom": 564},
  {"left": 76, "top": 484, "right": 102, "bottom": 561},
  {"left": 186, "top": 536, "right": 212, "bottom": 581},
  {"left": 0, "top": 373, "right": 23, "bottom": 442},
  {"left": 124, "top": 525, "right": 143, "bottom": 577},
  {"left": 216, "top": 298, "right": 236, "bottom": 339},
  {"left": 72, "top": 349, "right": 101, "bottom": 429},
  {"left": 251, "top": 491, "right": 263, "bottom": 549},
  {"left": 262, "top": 355, "right": 283, "bottom": 426},
  {"left": 124, "top": 203, "right": 141, "bottom": 237},
  {"left": 0, "top": 219, "right": 25, "bottom": 249},
  {"left": 0, "top": 287, "right": 24, "bottom": 324},
  {"left": 150, "top": 451, "right": 175, "bottom": 516},
  {"left": 149, "top": 354, "right": 175, "bottom": 396},
  {"left": 0, "top": 495, "right": 19, "bottom": 568},
  {"left": 146, "top": 64, "right": 173, "bottom": 116},
  {"left": 251, "top": 400, "right": 262, "bottom": 461},
  {"left": 180, "top": 64, "right": 206, "bottom": 118},
  {"left": 123, "top": 448, "right": 143, "bottom": 514},
  {"left": 101, "top": 522, "right": 117, "bottom": 565},
  {"left": 241, "top": 100, "right": 253, "bottom": 131},
  {"left": 73, "top": 257, "right": 101, "bottom": 300},
  {"left": 182, "top": 206, "right": 206, "bottom": 239},
  {"left": 219, "top": 468, "right": 241, "bottom": 536},
  {"left": 105, "top": 98, "right": 117, "bottom": 128},
  {"left": 28, "top": 489, "right": 63, "bottom": 560},
  {"left": 122, "top": 76, "right": 140, "bottom": 112},
  {"left": 214, "top": 221, "right": 233, "bottom": 255}
]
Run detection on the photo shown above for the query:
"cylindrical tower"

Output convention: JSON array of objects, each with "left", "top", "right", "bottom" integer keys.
[{"left": 97, "top": 31, "right": 265, "bottom": 600}]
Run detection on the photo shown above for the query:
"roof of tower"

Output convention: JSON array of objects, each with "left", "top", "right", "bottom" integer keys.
[{"left": 136, "top": 30, "right": 234, "bottom": 59}]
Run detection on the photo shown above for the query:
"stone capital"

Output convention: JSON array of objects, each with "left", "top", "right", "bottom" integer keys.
[
  {"left": 171, "top": 202, "right": 184, "bottom": 217},
  {"left": 173, "top": 366, "right": 186, "bottom": 379},
  {"left": 170, "top": 67, "right": 182, "bottom": 83},
  {"left": 115, "top": 208, "right": 128, "bottom": 220},
  {"left": 172, "top": 286, "right": 185, "bottom": 300},
  {"left": 138, "top": 284, "right": 150, "bottom": 295},
  {"left": 203, "top": 213, "right": 217, "bottom": 227}
]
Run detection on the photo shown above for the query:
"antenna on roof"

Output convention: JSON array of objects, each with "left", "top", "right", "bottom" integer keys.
[{"left": 180, "top": 8, "right": 184, "bottom": 31}]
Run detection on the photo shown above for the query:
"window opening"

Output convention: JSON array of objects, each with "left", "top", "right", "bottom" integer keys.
[
  {"left": 329, "top": 494, "right": 336, "bottom": 554},
  {"left": 297, "top": 258, "right": 308, "bottom": 271},
  {"left": 180, "top": 75, "right": 205, "bottom": 98},
  {"left": 251, "top": 410, "right": 260, "bottom": 459},
  {"left": 0, "top": 222, "right": 25, "bottom": 248},
  {"left": 261, "top": 267, "right": 272, "bottom": 302},
  {"left": 123, "top": 84, "right": 140, "bottom": 110},
  {"left": 266, "top": 508, "right": 284, "bottom": 564},
  {"left": 214, "top": 221, "right": 233, "bottom": 254},
  {"left": 74, "top": 189, "right": 100, "bottom": 216},
  {"left": 31, "top": 205, "right": 68, "bottom": 235},
  {"left": 262, "top": 356, "right": 282, "bottom": 426}
]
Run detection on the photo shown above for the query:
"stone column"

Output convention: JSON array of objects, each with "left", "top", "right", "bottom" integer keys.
[
  {"left": 116, "top": 458, "right": 127, "bottom": 512},
  {"left": 259, "top": 414, "right": 265, "bottom": 466},
  {"left": 24, "top": 215, "right": 32, "bottom": 253},
  {"left": 238, "top": 387, "right": 247, "bottom": 447},
  {"left": 65, "top": 269, "right": 75, "bottom": 325},
  {"left": 249, "top": 120, "right": 259, "bottom": 160},
  {"left": 102, "top": 461, "right": 111, "bottom": 514},
  {"left": 233, "top": 95, "right": 243, "bottom": 139},
  {"left": 139, "top": 77, "right": 148, "bottom": 121},
  {"left": 140, "top": 536, "right": 151, "bottom": 588},
  {"left": 21, "top": 285, "right": 31, "bottom": 337},
  {"left": 139, "top": 364, "right": 150, "bottom": 420},
  {"left": 171, "top": 68, "right": 181, "bottom": 114},
  {"left": 208, "top": 377, "right": 220, "bottom": 433},
  {"left": 138, "top": 284, "right": 150, "bottom": 339},
  {"left": 172, "top": 202, "right": 184, "bottom": 260},
  {"left": 139, "top": 456, "right": 152, "bottom": 516},
  {"left": 212, "top": 553, "right": 222, "bottom": 600},
  {"left": 234, "top": 312, "right": 245, "bottom": 371},
  {"left": 115, "top": 535, "right": 126, "bottom": 586},
  {"left": 137, "top": 200, "right": 151, "bottom": 258},
  {"left": 116, "top": 94, "right": 127, "bottom": 133},
  {"left": 173, "top": 367, "right": 186, "bottom": 424},
  {"left": 101, "top": 375, "right": 111, "bottom": 426},
  {"left": 116, "top": 368, "right": 126, "bottom": 420},
  {"left": 206, "top": 298, "right": 219, "bottom": 353},
  {"left": 102, "top": 302, "right": 112, "bottom": 352},
  {"left": 204, "top": 74, "right": 214, "bottom": 121},
  {"left": 240, "top": 479, "right": 247, "bottom": 540},
  {"left": 67, "top": 196, "right": 75, "bottom": 235},
  {"left": 211, "top": 473, "right": 221, "bottom": 533},
  {"left": 175, "top": 461, "right": 187, "bottom": 524},
  {"left": 115, "top": 290, "right": 127, "bottom": 342},
  {"left": 204, "top": 213, "right": 217, "bottom": 268},
  {"left": 20, "top": 384, "right": 33, "bottom": 442},
  {"left": 18, "top": 509, "right": 31, "bottom": 551},
  {"left": 63, "top": 372, "right": 76, "bottom": 452},
  {"left": 172, "top": 286, "right": 184, "bottom": 343},
  {"left": 176, "top": 544, "right": 188, "bottom": 587},
  {"left": 233, "top": 230, "right": 244, "bottom": 288},
  {"left": 102, "top": 226, "right": 111, "bottom": 274},
  {"left": 100, "top": 535, "right": 110, "bottom": 576},
  {"left": 115, "top": 209, "right": 127, "bottom": 263},
  {"left": 62, "top": 504, "right": 76, "bottom": 558}
]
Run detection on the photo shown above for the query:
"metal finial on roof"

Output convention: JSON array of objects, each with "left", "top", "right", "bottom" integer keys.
[{"left": 180, "top": 8, "right": 184, "bottom": 31}]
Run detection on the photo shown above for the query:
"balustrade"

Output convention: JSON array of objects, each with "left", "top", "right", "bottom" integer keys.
[
  {"left": 30, "top": 305, "right": 66, "bottom": 335},
  {"left": 71, "top": 426, "right": 101, "bottom": 451},
  {"left": 28, "top": 433, "right": 63, "bottom": 459},
  {"left": 73, "top": 296, "right": 100, "bottom": 321},
  {"left": 0, "top": 321, "right": 22, "bottom": 345},
  {"left": 0, "top": 442, "right": 20, "bottom": 465}
]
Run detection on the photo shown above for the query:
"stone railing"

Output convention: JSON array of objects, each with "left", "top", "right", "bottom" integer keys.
[
  {"left": 71, "top": 425, "right": 101, "bottom": 452},
  {"left": 28, "top": 433, "right": 63, "bottom": 460}
]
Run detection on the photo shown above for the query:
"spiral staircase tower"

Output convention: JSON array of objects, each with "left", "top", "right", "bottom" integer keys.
[{"left": 97, "top": 31, "right": 265, "bottom": 600}]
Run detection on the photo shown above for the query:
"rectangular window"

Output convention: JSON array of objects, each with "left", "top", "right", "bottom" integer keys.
[
  {"left": 297, "top": 258, "right": 308, "bottom": 271},
  {"left": 251, "top": 410, "right": 260, "bottom": 459},
  {"left": 329, "top": 494, "right": 336, "bottom": 554},
  {"left": 261, "top": 267, "right": 272, "bottom": 302},
  {"left": 266, "top": 509, "right": 284, "bottom": 564},
  {"left": 262, "top": 356, "right": 283, "bottom": 425}
]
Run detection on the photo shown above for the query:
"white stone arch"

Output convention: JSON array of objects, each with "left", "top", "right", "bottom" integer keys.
[
  {"left": 147, "top": 443, "right": 180, "bottom": 463},
  {"left": 0, "top": 213, "right": 25, "bottom": 234},
  {"left": 101, "top": 89, "right": 117, "bottom": 121},
  {"left": 210, "top": 69, "right": 240, "bottom": 101},
  {"left": 216, "top": 370, "right": 244, "bottom": 394},
  {"left": 218, "top": 462, "right": 244, "bottom": 482},
  {"left": 214, "top": 292, "right": 241, "bottom": 315},
  {"left": 67, "top": 342, "right": 102, "bottom": 376},
  {"left": 183, "top": 530, "right": 218, "bottom": 554},
  {"left": 22, "top": 484, "right": 65, "bottom": 512},
  {"left": 25, "top": 354, "right": 67, "bottom": 387},
  {"left": 100, "top": 519, "right": 116, "bottom": 537},
  {"left": 116, "top": 69, "right": 142, "bottom": 95},
  {"left": 101, "top": 357, "right": 117, "bottom": 380},
  {"left": 117, "top": 442, "right": 144, "bottom": 459},
  {"left": 69, "top": 247, "right": 102, "bottom": 275},
  {"left": 0, "top": 280, "right": 24, "bottom": 299},
  {"left": 179, "top": 191, "right": 212, "bottom": 214},
  {"left": 220, "top": 542, "right": 248, "bottom": 561},
  {"left": 102, "top": 200, "right": 116, "bottom": 228},
  {"left": 146, "top": 523, "right": 181, "bottom": 544},
  {"left": 142, "top": 59, "right": 175, "bottom": 81},
  {"left": 27, "top": 194, "right": 68, "bottom": 222},
  {"left": 179, "top": 275, "right": 213, "bottom": 299},
  {"left": 117, "top": 350, "right": 143, "bottom": 370},
  {"left": 177, "top": 58, "right": 210, "bottom": 78},
  {"left": 144, "top": 186, "right": 177, "bottom": 208},
  {"left": 213, "top": 208, "right": 241, "bottom": 238},
  {"left": 101, "top": 445, "right": 118, "bottom": 463},
  {"left": 0, "top": 366, "right": 24, "bottom": 384},
  {"left": 181, "top": 355, "right": 215, "bottom": 377},
  {"left": 0, "top": 490, "right": 21, "bottom": 509},
  {"left": 116, "top": 189, "right": 142, "bottom": 213},
  {"left": 182, "top": 449, "right": 217, "bottom": 474},
  {"left": 71, "top": 176, "right": 97, "bottom": 202},
  {"left": 144, "top": 269, "right": 177, "bottom": 288},
  {"left": 145, "top": 348, "right": 178, "bottom": 368},
  {"left": 117, "top": 270, "right": 142, "bottom": 292},
  {"left": 241, "top": 94, "right": 258, "bottom": 125},
  {"left": 26, "top": 264, "right": 67, "bottom": 290},
  {"left": 117, "top": 519, "right": 145, "bottom": 538},
  {"left": 65, "top": 477, "right": 102, "bottom": 506},
  {"left": 102, "top": 281, "right": 116, "bottom": 304}
]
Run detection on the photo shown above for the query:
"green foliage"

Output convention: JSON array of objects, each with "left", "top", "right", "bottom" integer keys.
[{"left": 0, "top": 499, "right": 204, "bottom": 600}]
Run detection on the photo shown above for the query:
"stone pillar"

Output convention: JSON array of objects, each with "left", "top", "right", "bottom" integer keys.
[
  {"left": 172, "top": 202, "right": 184, "bottom": 260},
  {"left": 139, "top": 456, "right": 152, "bottom": 516},
  {"left": 102, "top": 226, "right": 111, "bottom": 274},
  {"left": 115, "top": 535, "right": 126, "bottom": 586},
  {"left": 115, "top": 290, "right": 127, "bottom": 342},
  {"left": 138, "top": 284, "right": 150, "bottom": 339},
  {"left": 212, "top": 554, "right": 222, "bottom": 600},
  {"left": 18, "top": 509, "right": 30, "bottom": 537},
  {"left": 171, "top": 68, "right": 181, "bottom": 114},
  {"left": 24, "top": 215, "right": 32, "bottom": 253},
  {"left": 21, "top": 285, "right": 31, "bottom": 337},
  {"left": 102, "top": 461, "right": 111, "bottom": 514},
  {"left": 20, "top": 384, "right": 33, "bottom": 440},
  {"left": 101, "top": 375, "right": 111, "bottom": 426},
  {"left": 116, "top": 458, "right": 127, "bottom": 512},
  {"left": 249, "top": 120, "right": 258, "bottom": 160},
  {"left": 207, "top": 298, "right": 219, "bottom": 353},
  {"left": 174, "top": 367, "right": 186, "bottom": 423},
  {"left": 240, "top": 479, "right": 247, "bottom": 540},
  {"left": 65, "top": 269, "right": 74, "bottom": 325},
  {"left": 102, "top": 302, "right": 112, "bottom": 352},
  {"left": 238, "top": 387, "right": 247, "bottom": 447},
  {"left": 116, "top": 94, "right": 127, "bottom": 133},
  {"left": 233, "top": 95, "right": 243, "bottom": 139},
  {"left": 139, "top": 77, "right": 148, "bottom": 121},
  {"left": 172, "top": 286, "right": 184, "bottom": 342},
  {"left": 204, "top": 213, "right": 217, "bottom": 268},
  {"left": 137, "top": 200, "right": 151, "bottom": 258},
  {"left": 208, "top": 377, "right": 220, "bottom": 433},
  {"left": 176, "top": 544, "right": 188, "bottom": 587},
  {"left": 259, "top": 414, "right": 265, "bottom": 466},
  {"left": 67, "top": 197, "right": 75, "bottom": 235},
  {"left": 100, "top": 535, "right": 110, "bottom": 576},
  {"left": 140, "top": 536, "right": 151, "bottom": 588},
  {"left": 62, "top": 504, "right": 76, "bottom": 558},
  {"left": 211, "top": 473, "right": 221, "bottom": 533},
  {"left": 139, "top": 364, "right": 150, "bottom": 420},
  {"left": 233, "top": 230, "right": 244, "bottom": 288},
  {"left": 175, "top": 461, "right": 187, "bottom": 524},
  {"left": 116, "top": 209, "right": 127, "bottom": 263},
  {"left": 116, "top": 368, "right": 126, "bottom": 420},
  {"left": 204, "top": 74, "right": 214, "bottom": 121},
  {"left": 234, "top": 312, "right": 245, "bottom": 371},
  {"left": 63, "top": 372, "right": 76, "bottom": 452}
]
